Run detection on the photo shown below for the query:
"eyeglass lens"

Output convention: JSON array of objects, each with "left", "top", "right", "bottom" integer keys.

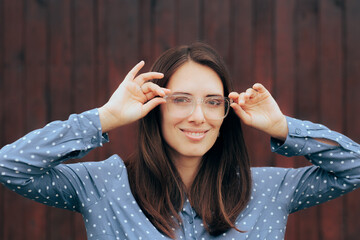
[{"left": 165, "top": 94, "right": 230, "bottom": 120}]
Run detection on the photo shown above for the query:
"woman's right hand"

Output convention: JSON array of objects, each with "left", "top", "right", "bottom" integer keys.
[{"left": 98, "top": 61, "right": 170, "bottom": 132}]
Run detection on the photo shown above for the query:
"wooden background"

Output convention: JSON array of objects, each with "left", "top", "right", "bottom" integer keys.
[{"left": 0, "top": 0, "right": 360, "bottom": 239}]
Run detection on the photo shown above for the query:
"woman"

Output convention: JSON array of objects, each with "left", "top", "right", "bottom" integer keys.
[{"left": 0, "top": 43, "right": 359, "bottom": 239}]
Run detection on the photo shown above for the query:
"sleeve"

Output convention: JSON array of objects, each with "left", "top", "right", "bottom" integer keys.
[
  {"left": 271, "top": 116, "right": 360, "bottom": 213},
  {"left": 0, "top": 109, "right": 110, "bottom": 212}
]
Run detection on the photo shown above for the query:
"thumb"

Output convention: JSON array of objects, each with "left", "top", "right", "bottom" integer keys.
[{"left": 231, "top": 103, "right": 251, "bottom": 125}]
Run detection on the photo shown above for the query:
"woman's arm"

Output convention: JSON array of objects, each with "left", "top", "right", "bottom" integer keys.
[
  {"left": 271, "top": 116, "right": 360, "bottom": 212},
  {"left": 229, "top": 83, "right": 360, "bottom": 212},
  {"left": 0, "top": 61, "right": 168, "bottom": 210},
  {"left": 0, "top": 109, "right": 108, "bottom": 211},
  {"left": 229, "top": 83, "right": 339, "bottom": 146}
]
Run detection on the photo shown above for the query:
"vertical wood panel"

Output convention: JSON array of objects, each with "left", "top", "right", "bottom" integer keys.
[
  {"left": 23, "top": 1, "right": 48, "bottom": 239},
  {"left": 153, "top": 0, "right": 176, "bottom": 56},
  {"left": 344, "top": 0, "right": 360, "bottom": 239},
  {"left": 248, "top": 0, "right": 275, "bottom": 167},
  {"left": 71, "top": 1, "right": 97, "bottom": 238},
  {"left": 318, "top": 1, "right": 344, "bottom": 239},
  {"left": 229, "top": 0, "right": 257, "bottom": 174},
  {"left": 0, "top": 0, "right": 4, "bottom": 238},
  {"left": 138, "top": 0, "right": 154, "bottom": 65},
  {"left": 202, "top": 0, "right": 231, "bottom": 64},
  {"left": 47, "top": 1, "right": 76, "bottom": 239},
  {"left": 72, "top": 0, "right": 96, "bottom": 113},
  {"left": 48, "top": 0, "right": 72, "bottom": 121},
  {"left": 104, "top": 0, "right": 139, "bottom": 160},
  {"left": 94, "top": 0, "right": 111, "bottom": 162},
  {"left": 294, "top": 0, "right": 321, "bottom": 239},
  {"left": 177, "top": 0, "right": 201, "bottom": 45},
  {"left": 274, "top": 0, "right": 298, "bottom": 239},
  {"left": 231, "top": 0, "right": 253, "bottom": 91},
  {"left": 2, "top": 0, "right": 26, "bottom": 239}
]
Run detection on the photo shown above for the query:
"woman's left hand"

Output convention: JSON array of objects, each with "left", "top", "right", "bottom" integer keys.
[{"left": 229, "top": 83, "right": 288, "bottom": 141}]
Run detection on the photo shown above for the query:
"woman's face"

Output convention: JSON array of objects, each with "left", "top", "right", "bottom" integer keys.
[{"left": 160, "top": 61, "right": 224, "bottom": 162}]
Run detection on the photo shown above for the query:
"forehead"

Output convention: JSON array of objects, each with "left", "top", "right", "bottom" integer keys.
[{"left": 167, "top": 61, "right": 224, "bottom": 95}]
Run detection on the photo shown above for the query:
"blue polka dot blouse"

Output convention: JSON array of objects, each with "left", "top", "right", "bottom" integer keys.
[{"left": 1, "top": 109, "right": 360, "bottom": 240}]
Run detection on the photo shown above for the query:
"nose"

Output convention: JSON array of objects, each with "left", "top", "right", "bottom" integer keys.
[{"left": 188, "top": 103, "right": 205, "bottom": 123}]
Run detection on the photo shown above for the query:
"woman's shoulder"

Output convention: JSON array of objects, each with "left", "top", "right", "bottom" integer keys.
[{"left": 251, "top": 166, "right": 301, "bottom": 185}]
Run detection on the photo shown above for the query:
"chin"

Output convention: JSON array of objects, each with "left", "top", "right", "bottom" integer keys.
[{"left": 181, "top": 147, "right": 209, "bottom": 158}]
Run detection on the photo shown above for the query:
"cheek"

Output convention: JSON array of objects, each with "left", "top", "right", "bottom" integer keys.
[
  {"left": 212, "top": 120, "right": 223, "bottom": 134},
  {"left": 160, "top": 105, "right": 186, "bottom": 130},
  {"left": 160, "top": 107, "right": 180, "bottom": 141},
  {"left": 209, "top": 121, "right": 223, "bottom": 143}
]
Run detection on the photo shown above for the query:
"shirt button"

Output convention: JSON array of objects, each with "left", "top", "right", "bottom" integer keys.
[
  {"left": 295, "top": 128, "right": 302, "bottom": 135},
  {"left": 189, "top": 219, "right": 193, "bottom": 224}
]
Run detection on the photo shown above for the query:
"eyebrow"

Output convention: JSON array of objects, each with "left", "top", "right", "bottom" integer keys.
[{"left": 172, "top": 92, "right": 224, "bottom": 97}]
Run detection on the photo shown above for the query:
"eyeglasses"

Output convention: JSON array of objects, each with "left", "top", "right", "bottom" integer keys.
[{"left": 163, "top": 93, "right": 233, "bottom": 120}]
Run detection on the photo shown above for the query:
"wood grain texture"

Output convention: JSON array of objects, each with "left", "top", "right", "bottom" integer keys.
[
  {"left": 344, "top": 0, "right": 360, "bottom": 239},
  {"left": 318, "top": 1, "right": 344, "bottom": 239},
  {"left": 0, "top": 0, "right": 359, "bottom": 239}
]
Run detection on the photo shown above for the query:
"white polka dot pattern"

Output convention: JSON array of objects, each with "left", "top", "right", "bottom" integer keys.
[{"left": 0, "top": 111, "right": 359, "bottom": 239}]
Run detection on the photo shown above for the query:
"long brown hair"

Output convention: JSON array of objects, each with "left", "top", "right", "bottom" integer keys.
[{"left": 127, "top": 42, "right": 252, "bottom": 238}]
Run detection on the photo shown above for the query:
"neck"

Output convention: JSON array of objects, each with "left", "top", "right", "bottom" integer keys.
[{"left": 172, "top": 155, "right": 202, "bottom": 190}]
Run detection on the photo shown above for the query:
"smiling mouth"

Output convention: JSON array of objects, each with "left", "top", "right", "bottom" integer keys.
[
  {"left": 180, "top": 129, "right": 209, "bottom": 140},
  {"left": 187, "top": 132, "right": 205, "bottom": 136}
]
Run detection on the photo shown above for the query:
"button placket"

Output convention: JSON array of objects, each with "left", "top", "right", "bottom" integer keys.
[{"left": 180, "top": 200, "right": 197, "bottom": 239}]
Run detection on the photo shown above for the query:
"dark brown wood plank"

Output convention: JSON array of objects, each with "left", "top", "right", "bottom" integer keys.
[
  {"left": 318, "top": 0, "right": 345, "bottom": 239},
  {"left": 138, "top": 0, "right": 154, "bottom": 65},
  {"left": 246, "top": 0, "right": 274, "bottom": 167},
  {"left": 24, "top": 0, "right": 47, "bottom": 130},
  {"left": 70, "top": 1, "right": 96, "bottom": 238},
  {"left": 231, "top": 0, "right": 253, "bottom": 91},
  {"left": 202, "top": 0, "right": 231, "bottom": 64},
  {"left": 104, "top": 0, "right": 139, "bottom": 161},
  {"left": 273, "top": 0, "right": 298, "bottom": 239},
  {"left": 93, "top": 0, "right": 111, "bottom": 163},
  {"left": 22, "top": 0, "right": 48, "bottom": 239},
  {"left": 177, "top": 0, "right": 201, "bottom": 45},
  {"left": 0, "top": 0, "right": 4, "bottom": 238},
  {"left": 2, "top": 0, "right": 27, "bottom": 239},
  {"left": 344, "top": 0, "right": 360, "bottom": 239},
  {"left": 72, "top": 0, "right": 96, "bottom": 113},
  {"left": 47, "top": 1, "right": 78, "bottom": 239},
  {"left": 273, "top": 0, "right": 297, "bottom": 169},
  {"left": 48, "top": 0, "right": 72, "bottom": 121},
  {"left": 293, "top": 0, "right": 321, "bottom": 239},
  {"left": 229, "top": 0, "right": 259, "bottom": 174},
  {"left": 152, "top": 0, "right": 176, "bottom": 56}
]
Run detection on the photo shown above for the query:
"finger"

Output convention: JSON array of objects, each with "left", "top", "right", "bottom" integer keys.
[
  {"left": 141, "top": 82, "right": 169, "bottom": 97},
  {"left": 228, "top": 92, "right": 240, "bottom": 101},
  {"left": 230, "top": 103, "right": 251, "bottom": 124},
  {"left": 245, "top": 88, "right": 257, "bottom": 99},
  {"left": 124, "top": 61, "right": 145, "bottom": 83},
  {"left": 141, "top": 98, "right": 166, "bottom": 117},
  {"left": 134, "top": 72, "right": 164, "bottom": 85},
  {"left": 252, "top": 83, "right": 267, "bottom": 93},
  {"left": 144, "top": 87, "right": 171, "bottom": 100},
  {"left": 238, "top": 92, "right": 246, "bottom": 105}
]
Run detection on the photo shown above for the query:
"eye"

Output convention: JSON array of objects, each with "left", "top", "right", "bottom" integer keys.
[
  {"left": 205, "top": 97, "right": 224, "bottom": 107},
  {"left": 172, "top": 95, "right": 192, "bottom": 104}
]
